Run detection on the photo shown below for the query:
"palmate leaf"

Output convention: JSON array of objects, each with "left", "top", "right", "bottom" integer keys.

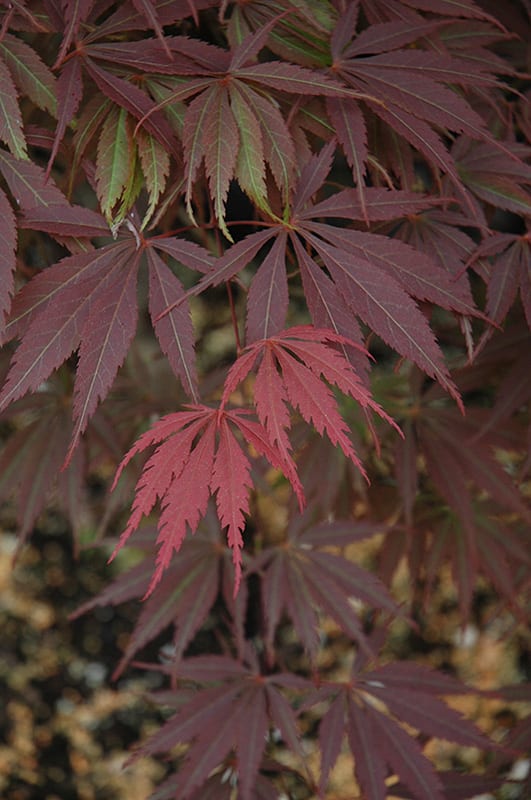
[
  {"left": 312, "top": 646, "right": 494, "bottom": 800},
  {"left": 388, "top": 359, "right": 531, "bottom": 618},
  {"left": 222, "top": 325, "right": 399, "bottom": 486},
  {"left": 253, "top": 516, "right": 398, "bottom": 658},
  {"left": 290, "top": 152, "right": 468, "bottom": 402},
  {"left": 113, "top": 327, "right": 398, "bottom": 596},
  {"left": 189, "top": 143, "right": 462, "bottom": 401},
  {"left": 0, "top": 241, "right": 135, "bottom": 405},
  {"left": 0, "top": 240, "right": 142, "bottom": 462},
  {"left": 125, "top": 24, "right": 360, "bottom": 232},
  {"left": 111, "top": 405, "right": 288, "bottom": 596},
  {"left": 134, "top": 657, "right": 307, "bottom": 800},
  {"left": 0, "top": 212, "right": 214, "bottom": 460},
  {"left": 306, "top": 222, "right": 479, "bottom": 316},
  {"left": 0, "top": 149, "right": 214, "bottom": 451},
  {"left": 326, "top": 11, "right": 517, "bottom": 214},
  {"left": 73, "top": 518, "right": 235, "bottom": 678},
  {"left": 1, "top": 7, "right": 526, "bottom": 799}
]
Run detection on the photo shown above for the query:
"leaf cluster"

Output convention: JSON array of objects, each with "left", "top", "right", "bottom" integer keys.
[{"left": 0, "top": 1, "right": 529, "bottom": 798}]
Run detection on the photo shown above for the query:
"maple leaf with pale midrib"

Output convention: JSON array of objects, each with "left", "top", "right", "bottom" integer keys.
[
  {"left": 323, "top": 6, "right": 515, "bottom": 216},
  {"left": 0, "top": 162, "right": 213, "bottom": 461},
  {"left": 189, "top": 143, "right": 472, "bottom": 404},
  {"left": 0, "top": 5, "right": 527, "bottom": 800},
  {"left": 66, "top": 15, "right": 361, "bottom": 238}
]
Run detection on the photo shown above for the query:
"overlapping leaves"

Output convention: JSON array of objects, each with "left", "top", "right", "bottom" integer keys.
[
  {"left": 311, "top": 656, "right": 495, "bottom": 800},
  {"left": 0, "top": 32, "right": 56, "bottom": 159},
  {"left": 72, "top": 514, "right": 248, "bottom": 679},
  {"left": 191, "top": 143, "right": 475, "bottom": 402},
  {"left": 115, "top": 644, "right": 495, "bottom": 800},
  {"left": 42, "top": 9, "right": 362, "bottom": 237},
  {"left": 111, "top": 327, "right": 396, "bottom": 595},
  {"left": 133, "top": 656, "right": 309, "bottom": 800},
  {"left": 0, "top": 153, "right": 212, "bottom": 461},
  {"left": 251, "top": 514, "right": 399, "bottom": 660},
  {"left": 0, "top": 4, "right": 528, "bottom": 798},
  {"left": 386, "top": 338, "right": 531, "bottom": 617}
]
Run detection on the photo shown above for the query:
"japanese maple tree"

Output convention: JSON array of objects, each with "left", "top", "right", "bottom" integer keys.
[{"left": 0, "top": 1, "right": 530, "bottom": 798}]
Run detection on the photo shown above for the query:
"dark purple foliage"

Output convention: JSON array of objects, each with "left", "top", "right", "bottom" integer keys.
[{"left": 0, "top": 1, "right": 529, "bottom": 798}]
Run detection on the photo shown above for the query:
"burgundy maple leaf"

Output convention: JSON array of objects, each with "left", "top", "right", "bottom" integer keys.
[
  {"left": 0, "top": 167, "right": 213, "bottom": 462},
  {"left": 311, "top": 648, "right": 495, "bottom": 800},
  {"left": 131, "top": 655, "right": 309, "bottom": 800},
  {"left": 188, "top": 143, "right": 469, "bottom": 403}
]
